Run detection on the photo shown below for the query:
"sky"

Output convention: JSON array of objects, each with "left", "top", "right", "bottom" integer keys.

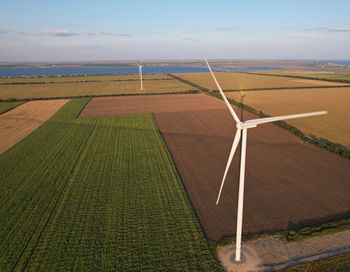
[{"left": 0, "top": 0, "right": 350, "bottom": 62}]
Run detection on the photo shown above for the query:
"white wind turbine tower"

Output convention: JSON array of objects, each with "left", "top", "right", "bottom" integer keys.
[
  {"left": 205, "top": 60, "right": 327, "bottom": 262},
  {"left": 137, "top": 64, "right": 144, "bottom": 90}
]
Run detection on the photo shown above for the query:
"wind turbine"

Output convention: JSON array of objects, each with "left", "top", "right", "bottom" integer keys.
[
  {"left": 137, "top": 64, "right": 144, "bottom": 90},
  {"left": 205, "top": 60, "right": 327, "bottom": 262}
]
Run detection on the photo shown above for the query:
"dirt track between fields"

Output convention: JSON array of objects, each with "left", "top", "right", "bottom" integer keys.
[
  {"left": 80, "top": 94, "right": 350, "bottom": 241},
  {"left": 0, "top": 100, "right": 69, "bottom": 154}
]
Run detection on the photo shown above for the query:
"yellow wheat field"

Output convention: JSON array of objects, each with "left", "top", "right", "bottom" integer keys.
[
  {"left": 226, "top": 87, "right": 350, "bottom": 148},
  {"left": 0, "top": 76, "right": 192, "bottom": 99},
  {"left": 175, "top": 72, "right": 347, "bottom": 90}
]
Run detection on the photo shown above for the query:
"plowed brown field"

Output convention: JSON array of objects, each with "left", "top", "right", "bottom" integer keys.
[
  {"left": 80, "top": 94, "right": 350, "bottom": 241},
  {"left": 0, "top": 99, "right": 69, "bottom": 154}
]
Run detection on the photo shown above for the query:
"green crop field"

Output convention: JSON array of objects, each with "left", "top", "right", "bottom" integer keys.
[
  {"left": 0, "top": 99, "right": 221, "bottom": 271},
  {"left": 0, "top": 101, "right": 25, "bottom": 114},
  {"left": 0, "top": 74, "right": 194, "bottom": 100},
  {"left": 0, "top": 74, "right": 171, "bottom": 84}
]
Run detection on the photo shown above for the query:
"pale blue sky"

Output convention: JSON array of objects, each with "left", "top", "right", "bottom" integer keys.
[{"left": 1, "top": 0, "right": 349, "bottom": 61}]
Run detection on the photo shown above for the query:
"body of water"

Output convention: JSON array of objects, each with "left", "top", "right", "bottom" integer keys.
[
  {"left": 0, "top": 66, "right": 210, "bottom": 77},
  {"left": 0, "top": 65, "right": 291, "bottom": 77},
  {"left": 216, "top": 66, "right": 285, "bottom": 71},
  {"left": 321, "top": 60, "right": 350, "bottom": 67}
]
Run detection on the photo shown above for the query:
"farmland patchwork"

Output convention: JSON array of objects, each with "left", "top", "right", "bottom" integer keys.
[{"left": 0, "top": 98, "right": 221, "bottom": 271}]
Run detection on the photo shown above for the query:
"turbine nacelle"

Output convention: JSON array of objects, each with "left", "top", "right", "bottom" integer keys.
[{"left": 236, "top": 122, "right": 256, "bottom": 129}]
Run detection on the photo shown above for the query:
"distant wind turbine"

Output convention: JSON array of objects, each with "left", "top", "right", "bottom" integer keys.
[
  {"left": 205, "top": 59, "right": 327, "bottom": 262},
  {"left": 137, "top": 64, "right": 143, "bottom": 90}
]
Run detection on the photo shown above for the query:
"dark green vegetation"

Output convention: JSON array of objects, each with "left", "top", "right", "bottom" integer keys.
[
  {"left": 0, "top": 99, "right": 221, "bottom": 271},
  {"left": 279, "top": 252, "right": 350, "bottom": 272},
  {"left": 168, "top": 73, "right": 209, "bottom": 92},
  {"left": 0, "top": 101, "right": 25, "bottom": 114},
  {"left": 217, "top": 217, "right": 350, "bottom": 248},
  {"left": 0, "top": 90, "right": 198, "bottom": 103}
]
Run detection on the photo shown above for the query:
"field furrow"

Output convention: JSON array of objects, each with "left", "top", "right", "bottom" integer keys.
[{"left": 0, "top": 98, "right": 221, "bottom": 271}]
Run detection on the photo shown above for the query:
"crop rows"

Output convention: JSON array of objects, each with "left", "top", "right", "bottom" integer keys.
[{"left": 0, "top": 98, "right": 221, "bottom": 271}]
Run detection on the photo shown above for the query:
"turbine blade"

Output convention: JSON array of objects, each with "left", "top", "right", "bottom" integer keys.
[
  {"left": 243, "top": 111, "right": 327, "bottom": 127},
  {"left": 216, "top": 128, "right": 242, "bottom": 205},
  {"left": 205, "top": 60, "right": 241, "bottom": 124}
]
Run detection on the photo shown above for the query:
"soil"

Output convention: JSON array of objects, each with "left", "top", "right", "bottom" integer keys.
[
  {"left": 79, "top": 93, "right": 350, "bottom": 241},
  {"left": 78, "top": 94, "right": 224, "bottom": 117},
  {"left": 0, "top": 99, "right": 69, "bottom": 154}
]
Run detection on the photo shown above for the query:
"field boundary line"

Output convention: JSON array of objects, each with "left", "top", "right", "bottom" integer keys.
[
  {"left": 215, "top": 84, "right": 350, "bottom": 93},
  {"left": 0, "top": 101, "right": 26, "bottom": 115},
  {"left": 151, "top": 112, "right": 219, "bottom": 254},
  {"left": 0, "top": 90, "right": 199, "bottom": 102},
  {"left": 0, "top": 78, "right": 174, "bottom": 85},
  {"left": 16, "top": 118, "right": 99, "bottom": 272},
  {"left": 74, "top": 97, "right": 92, "bottom": 119},
  {"left": 168, "top": 73, "right": 210, "bottom": 92},
  {"left": 207, "top": 91, "right": 350, "bottom": 160},
  {"left": 245, "top": 71, "right": 350, "bottom": 84}
]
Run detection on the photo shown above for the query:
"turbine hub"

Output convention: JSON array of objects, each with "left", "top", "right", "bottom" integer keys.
[{"left": 237, "top": 122, "right": 257, "bottom": 129}]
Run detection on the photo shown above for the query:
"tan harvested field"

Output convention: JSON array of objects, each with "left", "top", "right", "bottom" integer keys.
[
  {"left": 226, "top": 87, "right": 350, "bottom": 148},
  {"left": 0, "top": 99, "right": 69, "bottom": 154},
  {"left": 0, "top": 73, "right": 170, "bottom": 83},
  {"left": 80, "top": 94, "right": 350, "bottom": 241},
  {"left": 250, "top": 71, "right": 350, "bottom": 83},
  {"left": 0, "top": 75, "right": 191, "bottom": 100},
  {"left": 175, "top": 72, "right": 348, "bottom": 90}
]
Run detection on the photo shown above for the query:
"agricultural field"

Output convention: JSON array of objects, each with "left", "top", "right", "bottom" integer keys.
[
  {"left": 79, "top": 93, "right": 224, "bottom": 118},
  {"left": 0, "top": 101, "right": 25, "bottom": 114},
  {"left": 226, "top": 87, "right": 350, "bottom": 148},
  {"left": 0, "top": 73, "right": 170, "bottom": 84},
  {"left": 173, "top": 72, "right": 348, "bottom": 91},
  {"left": 0, "top": 98, "right": 221, "bottom": 271},
  {"left": 279, "top": 252, "right": 350, "bottom": 272},
  {"left": 81, "top": 93, "right": 350, "bottom": 241},
  {"left": 0, "top": 99, "right": 69, "bottom": 154},
  {"left": 250, "top": 70, "right": 350, "bottom": 83},
  {"left": 0, "top": 74, "right": 193, "bottom": 100}
]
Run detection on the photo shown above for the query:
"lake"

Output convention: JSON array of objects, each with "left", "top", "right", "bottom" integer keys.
[
  {"left": 0, "top": 65, "right": 286, "bottom": 77},
  {"left": 0, "top": 66, "right": 210, "bottom": 77}
]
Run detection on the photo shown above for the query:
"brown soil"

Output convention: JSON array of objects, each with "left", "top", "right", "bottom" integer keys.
[
  {"left": 80, "top": 94, "right": 350, "bottom": 241},
  {"left": 0, "top": 99, "right": 69, "bottom": 154},
  {"left": 78, "top": 94, "right": 224, "bottom": 117}
]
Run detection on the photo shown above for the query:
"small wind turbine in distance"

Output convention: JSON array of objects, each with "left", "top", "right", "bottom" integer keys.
[
  {"left": 205, "top": 60, "right": 327, "bottom": 262},
  {"left": 137, "top": 64, "right": 144, "bottom": 90}
]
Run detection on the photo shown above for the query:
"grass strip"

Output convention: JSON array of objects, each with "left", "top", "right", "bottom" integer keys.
[
  {"left": 278, "top": 252, "right": 350, "bottom": 272},
  {"left": 168, "top": 73, "right": 210, "bottom": 92},
  {"left": 217, "top": 217, "right": 350, "bottom": 248},
  {"left": 0, "top": 89, "right": 199, "bottom": 102},
  {"left": 247, "top": 71, "right": 350, "bottom": 84}
]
